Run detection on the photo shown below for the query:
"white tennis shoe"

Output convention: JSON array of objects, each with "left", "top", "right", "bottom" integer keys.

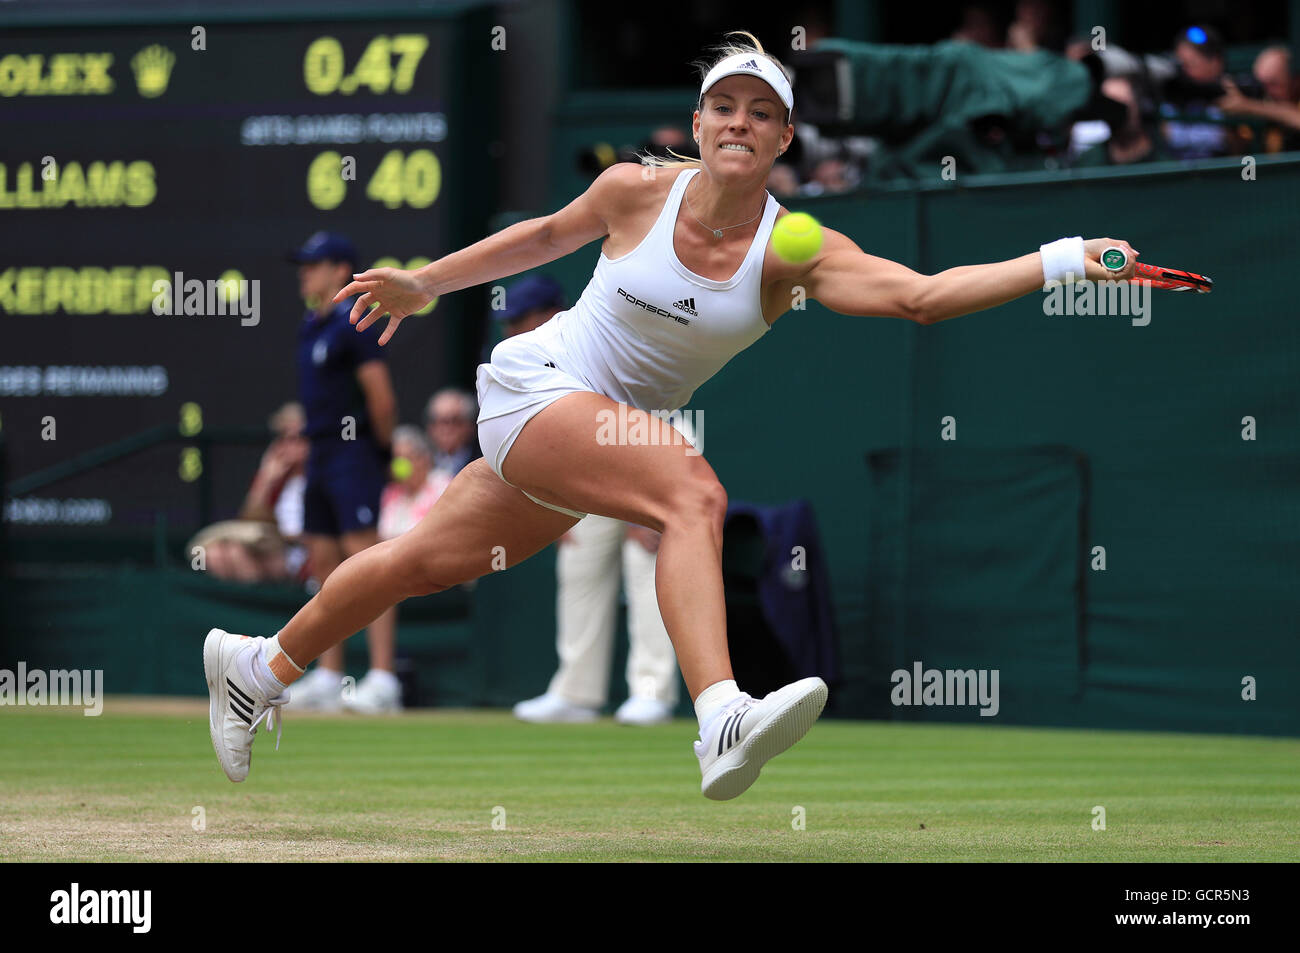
[
  {"left": 343, "top": 669, "right": 403, "bottom": 714},
  {"left": 614, "top": 695, "right": 674, "bottom": 726},
  {"left": 203, "top": 628, "right": 287, "bottom": 783},
  {"left": 512, "top": 692, "right": 600, "bottom": 723},
  {"left": 694, "top": 677, "right": 828, "bottom": 800},
  {"left": 285, "top": 666, "right": 345, "bottom": 712}
]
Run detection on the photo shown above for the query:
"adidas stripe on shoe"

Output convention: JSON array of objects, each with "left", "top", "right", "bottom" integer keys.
[{"left": 203, "top": 628, "right": 287, "bottom": 783}]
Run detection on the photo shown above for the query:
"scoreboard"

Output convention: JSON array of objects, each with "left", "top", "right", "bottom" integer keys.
[{"left": 0, "top": 9, "right": 499, "bottom": 548}]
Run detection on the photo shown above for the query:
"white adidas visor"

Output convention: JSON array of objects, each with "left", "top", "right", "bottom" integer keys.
[{"left": 698, "top": 52, "right": 794, "bottom": 117}]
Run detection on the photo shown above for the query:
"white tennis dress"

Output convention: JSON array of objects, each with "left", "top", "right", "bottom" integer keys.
[{"left": 475, "top": 167, "right": 778, "bottom": 517}]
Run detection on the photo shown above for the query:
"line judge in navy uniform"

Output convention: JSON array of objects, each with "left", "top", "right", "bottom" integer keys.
[{"left": 285, "top": 232, "right": 404, "bottom": 713}]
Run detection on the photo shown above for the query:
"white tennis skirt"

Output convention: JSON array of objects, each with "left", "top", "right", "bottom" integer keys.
[{"left": 475, "top": 325, "right": 592, "bottom": 520}]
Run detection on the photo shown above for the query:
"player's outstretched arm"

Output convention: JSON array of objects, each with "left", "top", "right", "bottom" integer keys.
[
  {"left": 332, "top": 164, "right": 636, "bottom": 345},
  {"left": 802, "top": 229, "right": 1139, "bottom": 325}
]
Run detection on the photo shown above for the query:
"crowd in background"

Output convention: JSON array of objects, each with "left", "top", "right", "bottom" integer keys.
[
  {"left": 198, "top": 389, "right": 480, "bottom": 588},
  {"left": 585, "top": 5, "right": 1300, "bottom": 193}
]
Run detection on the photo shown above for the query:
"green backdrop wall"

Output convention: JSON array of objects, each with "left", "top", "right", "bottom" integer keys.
[
  {"left": 529, "top": 154, "right": 1300, "bottom": 735},
  {"left": 5, "top": 156, "right": 1297, "bottom": 736}
]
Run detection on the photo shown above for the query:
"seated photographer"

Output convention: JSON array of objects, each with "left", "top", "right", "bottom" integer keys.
[
  {"left": 1070, "top": 75, "right": 1169, "bottom": 167},
  {"left": 1158, "top": 25, "right": 1249, "bottom": 160},
  {"left": 1216, "top": 45, "right": 1300, "bottom": 153},
  {"left": 189, "top": 402, "right": 309, "bottom": 583}
]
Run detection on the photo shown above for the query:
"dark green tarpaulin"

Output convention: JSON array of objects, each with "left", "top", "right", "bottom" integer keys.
[{"left": 812, "top": 38, "right": 1093, "bottom": 176}]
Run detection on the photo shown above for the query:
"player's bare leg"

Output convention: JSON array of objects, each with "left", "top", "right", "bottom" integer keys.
[
  {"left": 336, "top": 529, "right": 401, "bottom": 713},
  {"left": 501, "top": 392, "right": 827, "bottom": 799},
  {"left": 302, "top": 534, "right": 345, "bottom": 672},
  {"left": 279, "top": 460, "right": 578, "bottom": 664},
  {"left": 205, "top": 460, "right": 578, "bottom": 780},
  {"left": 206, "top": 394, "right": 823, "bottom": 797},
  {"left": 501, "top": 393, "right": 732, "bottom": 701},
  {"left": 286, "top": 534, "right": 347, "bottom": 711}
]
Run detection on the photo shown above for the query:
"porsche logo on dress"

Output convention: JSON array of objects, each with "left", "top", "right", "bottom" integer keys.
[{"left": 617, "top": 287, "right": 689, "bottom": 325}]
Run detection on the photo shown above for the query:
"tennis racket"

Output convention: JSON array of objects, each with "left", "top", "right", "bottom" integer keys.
[{"left": 1101, "top": 246, "right": 1214, "bottom": 293}]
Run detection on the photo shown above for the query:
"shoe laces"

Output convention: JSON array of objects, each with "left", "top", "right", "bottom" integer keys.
[
  {"left": 250, "top": 693, "right": 288, "bottom": 751},
  {"left": 698, "top": 693, "right": 755, "bottom": 744},
  {"left": 721, "top": 693, "right": 755, "bottom": 718}
]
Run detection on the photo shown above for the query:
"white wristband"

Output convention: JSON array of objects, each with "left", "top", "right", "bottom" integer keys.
[{"left": 1040, "top": 236, "right": 1086, "bottom": 287}]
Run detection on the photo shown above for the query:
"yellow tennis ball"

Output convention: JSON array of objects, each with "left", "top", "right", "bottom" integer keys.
[
  {"left": 391, "top": 456, "right": 413, "bottom": 481},
  {"left": 771, "top": 212, "right": 823, "bottom": 263}
]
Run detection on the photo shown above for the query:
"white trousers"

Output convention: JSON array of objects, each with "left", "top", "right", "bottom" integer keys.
[{"left": 547, "top": 514, "right": 680, "bottom": 707}]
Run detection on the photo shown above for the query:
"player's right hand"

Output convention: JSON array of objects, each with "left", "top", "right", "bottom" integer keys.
[
  {"left": 334, "top": 267, "right": 436, "bottom": 346},
  {"left": 1083, "top": 238, "right": 1141, "bottom": 281}
]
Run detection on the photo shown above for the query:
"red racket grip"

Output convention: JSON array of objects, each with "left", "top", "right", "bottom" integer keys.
[{"left": 1130, "top": 262, "right": 1213, "bottom": 293}]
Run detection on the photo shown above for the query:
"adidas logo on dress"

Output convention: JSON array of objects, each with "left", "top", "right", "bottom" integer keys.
[{"left": 673, "top": 297, "right": 698, "bottom": 316}]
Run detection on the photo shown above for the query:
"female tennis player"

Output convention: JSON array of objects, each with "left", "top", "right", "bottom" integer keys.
[{"left": 205, "top": 31, "right": 1138, "bottom": 800}]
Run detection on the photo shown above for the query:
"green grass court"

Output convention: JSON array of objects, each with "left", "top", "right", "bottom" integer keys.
[{"left": 2, "top": 700, "right": 1297, "bottom": 862}]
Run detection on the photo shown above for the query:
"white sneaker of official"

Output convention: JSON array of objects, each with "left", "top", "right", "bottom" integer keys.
[
  {"left": 694, "top": 677, "right": 828, "bottom": 800},
  {"left": 342, "top": 669, "right": 403, "bottom": 714},
  {"left": 614, "top": 695, "right": 674, "bottom": 726},
  {"left": 512, "top": 692, "right": 600, "bottom": 723},
  {"left": 283, "top": 666, "right": 344, "bottom": 712},
  {"left": 203, "top": 628, "right": 288, "bottom": 783}
]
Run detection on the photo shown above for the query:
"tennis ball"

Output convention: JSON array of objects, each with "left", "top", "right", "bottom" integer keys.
[
  {"left": 391, "top": 456, "right": 413, "bottom": 481},
  {"left": 771, "top": 212, "right": 823, "bottom": 263}
]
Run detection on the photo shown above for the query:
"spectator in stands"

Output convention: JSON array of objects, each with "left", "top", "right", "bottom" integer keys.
[
  {"left": 782, "top": 103, "right": 873, "bottom": 193},
  {"left": 1159, "top": 25, "right": 1241, "bottom": 160},
  {"left": 282, "top": 231, "right": 402, "bottom": 715},
  {"left": 1071, "top": 76, "right": 1166, "bottom": 166},
  {"left": 378, "top": 425, "right": 452, "bottom": 541},
  {"left": 805, "top": 155, "right": 855, "bottom": 195},
  {"left": 494, "top": 274, "right": 682, "bottom": 726},
  {"left": 950, "top": 3, "right": 1003, "bottom": 49},
  {"left": 424, "top": 388, "right": 480, "bottom": 480},
  {"left": 641, "top": 125, "right": 694, "bottom": 162},
  {"left": 1174, "top": 25, "right": 1226, "bottom": 85},
  {"left": 1216, "top": 45, "right": 1300, "bottom": 152},
  {"left": 577, "top": 127, "right": 699, "bottom": 182},
  {"left": 493, "top": 273, "right": 566, "bottom": 337},
  {"left": 1064, "top": 36, "right": 1094, "bottom": 63},
  {"left": 1006, "top": 0, "right": 1067, "bottom": 54},
  {"left": 766, "top": 162, "right": 801, "bottom": 197},
  {"left": 1252, "top": 45, "right": 1300, "bottom": 111},
  {"left": 192, "top": 401, "right": 308, "bottom": 583}
]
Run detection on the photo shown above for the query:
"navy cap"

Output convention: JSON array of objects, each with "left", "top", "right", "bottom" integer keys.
[
  {"left": 496, "top": 274, "right": 566, "bottom": 323},
  {"left": 288, "top": 231, "right": 359, "bottom": 267}
]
